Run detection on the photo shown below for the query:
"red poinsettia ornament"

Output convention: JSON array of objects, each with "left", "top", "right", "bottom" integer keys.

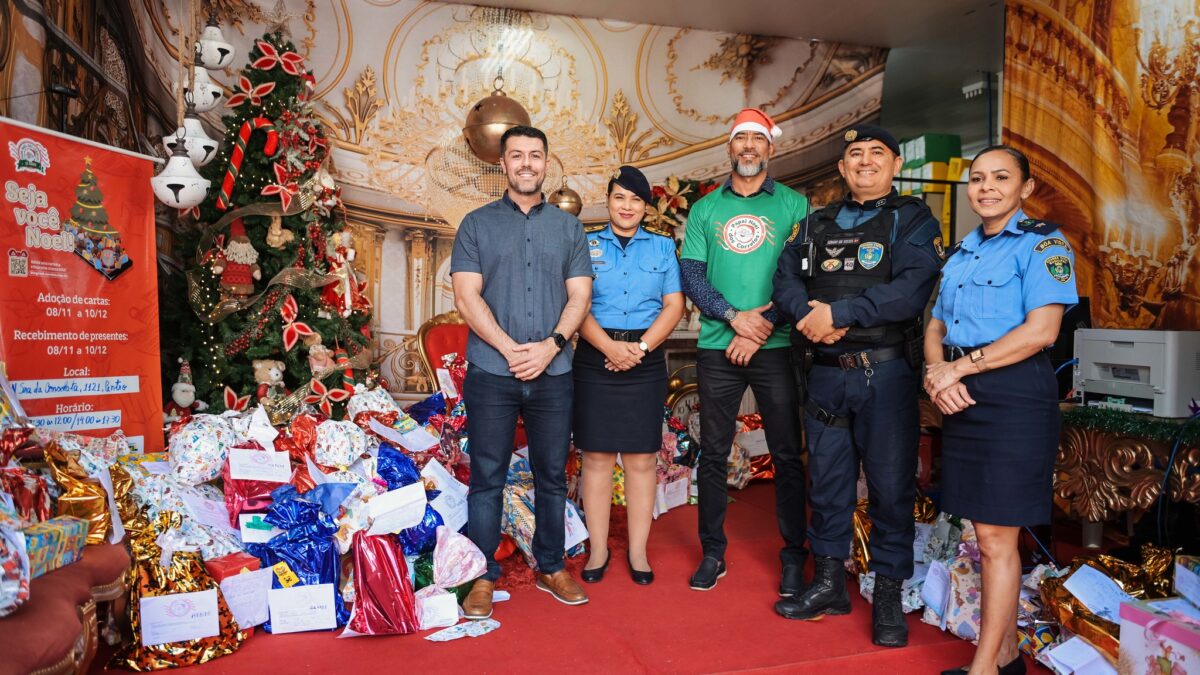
[
  {"left": 279, "top": 294, "right": 315, "bottom": 352},
  {"left": 225, "top": 74, "right": 276, "bottom": 108},
  {"left": 303, "top": 378, "right": 350, "bottom": 417},
  {"left": 261, "top": 162, "right": 300, "bottom": 212},
  {"left": 251, "top": 40, "right": 306, "bottom": 75},
  {"left": 224, "top": 385, "right": 251, "bottom": 412}
]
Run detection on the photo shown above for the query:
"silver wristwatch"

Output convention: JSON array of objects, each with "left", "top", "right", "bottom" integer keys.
[
  {"left": 723, "top": 307, "right": 738, "bottom": 323},
  {"left": 638, "top": 340, "right": 649, "bottom": 353}
]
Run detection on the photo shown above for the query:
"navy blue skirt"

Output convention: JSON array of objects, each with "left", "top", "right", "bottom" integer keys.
[
  {"left": 572, "top": 339, "right": 666, "bottom": 453},
  {"left": 940, "top": 353, "right": 1060, "bottom": 527}
]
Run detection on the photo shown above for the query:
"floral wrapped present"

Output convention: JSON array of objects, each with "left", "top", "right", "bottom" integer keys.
[
  {"left": 611, "top": 464, "right": 626, "bottom": 506},
  {"left": 1117, "top": 598, "right": 1200, "bottom": 674},
  {"left": 22, "top": 515, "right": 87, "bottom": 578},
  {"left": 943, "top": 555, "right": 982, "bottom": 643}
]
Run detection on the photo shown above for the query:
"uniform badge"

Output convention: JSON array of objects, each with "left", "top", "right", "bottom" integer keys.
[
  {"left": 844, "top": 129, "right": 858, "bottom": 142},
  {"left": 1045, "top": 255, "right": 1072, "bottom": 282},
  {"left": 589, "top": 239, "right": 600, "bottom": 247},
  {"left": 933, "top": 236, "right": 945, "bottom": 258},
  {"left": 589, "top": 248, "right": 603, "bottom": 258},
  {"left": 1034, "top": 237, "right": 1069, "bottom": 253},
  {"left": 825, "top": 246, "right": 845, "bottom": 258},
  {"left": 821, "top": 258, "right": 842, "bottom": 272},
  {"left": 844, "top": 258, "right": 855, "bottom": 271},
  {"left": 857, "top": 242, "right": 884, "bottom": 270}
]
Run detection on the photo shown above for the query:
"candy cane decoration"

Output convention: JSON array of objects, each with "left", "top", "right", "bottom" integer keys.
[{"left": 216, "top": 117, "right": 279, "bottom": 210}]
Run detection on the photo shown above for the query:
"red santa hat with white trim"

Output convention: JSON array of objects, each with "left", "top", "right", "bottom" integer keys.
[{"left": 729, "top": 108, "right": 782, "bottom": 144}]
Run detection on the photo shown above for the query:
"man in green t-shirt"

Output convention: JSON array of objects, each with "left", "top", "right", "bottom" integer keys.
[{"left": 680, "top": 108, "right": 809, "bottom": 595}]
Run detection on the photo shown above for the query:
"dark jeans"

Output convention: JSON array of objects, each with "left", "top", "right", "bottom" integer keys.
[
  {"left": 696, "top": 347, "right": 807, "bottom": 568},
  {"left": 804, "top": 352, "right": 918, "bottom": 580},
  {"left": 464, "top": 366, "right": 572, "bottom": 581}
]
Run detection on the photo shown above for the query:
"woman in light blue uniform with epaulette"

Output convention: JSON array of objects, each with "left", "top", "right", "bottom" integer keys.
[
  {"left": 574, "top": 165, "right": 684, "bottom": 586},
  {"left": 923, "top": 145, "right": 1078, "bottom": 675}
]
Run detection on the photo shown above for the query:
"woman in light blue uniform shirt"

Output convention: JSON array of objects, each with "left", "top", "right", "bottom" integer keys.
[
  {"left": 923, "top": 146, "right": 1078, "bottom": 675},
  {"left": 575, "top": 165, "right": 684, "bottom": 586}
]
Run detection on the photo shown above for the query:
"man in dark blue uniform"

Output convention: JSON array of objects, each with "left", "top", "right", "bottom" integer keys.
[{"left": 771, "top": 124, "right": 943, "bottom": 648}]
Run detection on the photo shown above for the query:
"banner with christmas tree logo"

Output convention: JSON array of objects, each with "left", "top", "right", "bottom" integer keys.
[{"left": 0, "top": 117, "right": 163, "bottom": 452}]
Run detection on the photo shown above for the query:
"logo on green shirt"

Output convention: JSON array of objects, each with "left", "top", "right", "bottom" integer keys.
[{"left": 718, "top": 214, "right": 773, "bottom": 254}]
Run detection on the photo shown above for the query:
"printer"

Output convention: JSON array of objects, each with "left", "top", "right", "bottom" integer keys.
[{"left": 1073, "top": 328, "right": 1200, "bottom": 418}]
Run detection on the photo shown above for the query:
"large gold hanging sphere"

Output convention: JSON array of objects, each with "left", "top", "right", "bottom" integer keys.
[
  {"left": 463, "top": 77, "right": 532, "bottom": 165},
  {"left": 547, "top": 178, "right": 582, "bottom": 216}
]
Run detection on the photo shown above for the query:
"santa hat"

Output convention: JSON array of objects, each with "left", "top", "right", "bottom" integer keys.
[
  {"left": 729, "top": 108, "right": 782, "bottom": 144},
  {"left": 177, "top": 357, "right": 193, "bottom": 385},
  {"left": 229, "top": 218, "right": 247, "bottom": 239}
]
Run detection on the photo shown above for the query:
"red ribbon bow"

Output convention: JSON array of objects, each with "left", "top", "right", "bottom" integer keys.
[
  {"left": 251, "top": 40, "right": 306, "bottom": 75},
  {"left": 279, "top": 294, "right": 316, "bottom": 352},
  {"left": 261, "top": 161, "right": 300, "bottom": 212},
  {"left": 303, "top": 379, "right": 350, "bottom": 417}
]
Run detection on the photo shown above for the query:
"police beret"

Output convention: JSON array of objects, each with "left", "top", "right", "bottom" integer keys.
[
  {"left": 610, "top": 165, "right": 653, "bottom": 204},
  {"left": 843, "top": 124, "right": 901, "bottom": 157}
]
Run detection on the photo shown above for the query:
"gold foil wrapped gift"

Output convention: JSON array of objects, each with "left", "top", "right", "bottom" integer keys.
[
  {"left": 1039, "top": 542, "right": 1173, "bottom": 661},
  {"left": 43, "top": 442, "right": 110, "bottom": 545},
  {"left": 850, "top": 492, "right": 938, "bottom": 574},
  {"left": 111, "top": 511, "right": 246, "bottom": 671}
]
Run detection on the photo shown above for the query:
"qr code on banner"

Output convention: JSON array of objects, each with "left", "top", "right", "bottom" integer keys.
[{"left": 8, "top": 249, "right": 28, "bottom": 277}]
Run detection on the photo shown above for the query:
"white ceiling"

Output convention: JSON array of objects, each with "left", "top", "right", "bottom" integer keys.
[{"left": 492, "top": 0, "right": 997, "bottom": 46}]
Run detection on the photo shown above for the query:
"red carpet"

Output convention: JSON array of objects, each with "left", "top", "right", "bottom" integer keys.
[{"left": 93, "top": 483, "right": 1044, "bottom": 674}]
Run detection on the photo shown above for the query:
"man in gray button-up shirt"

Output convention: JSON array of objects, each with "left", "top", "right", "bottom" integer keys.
[{"left": 451, "top": 126, "right": 592, "bottom": 617}]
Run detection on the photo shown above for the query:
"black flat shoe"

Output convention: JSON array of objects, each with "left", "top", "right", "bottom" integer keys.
[
  {"left": 627, "top": 551, "right": 654, "bottom": 585},
  {"left": 581, "top": 550, "right": 610, "bottom": 584}
]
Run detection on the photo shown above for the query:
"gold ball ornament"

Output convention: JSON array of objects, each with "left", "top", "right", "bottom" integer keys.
[
  {"left": 547, "top": 178, "right": 582, "bottom": 216},
  {"left": 668, "top": 376, "right": 685, "bottom": 392},
  {"left": 462, "top": 76, "right": 532, "bottom": 165}
]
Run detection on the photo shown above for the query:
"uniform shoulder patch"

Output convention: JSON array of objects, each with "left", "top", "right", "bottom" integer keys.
[
  {"left": 785, "top": 221, "right": 800, "bottom": 244},
  {"left": 1017, "top": 219, "right": 1062, "bottom": 235},
  {"left": 583, "top": 223, "right": 606, "bottom": 233},
  {"left": 642, "top": 225, "right": 675, "bottom": 238},
  {"left": 947, "top": 240, "right": 964, "bottom": 257},
  {"left": 1033, "top": 236, "right": 1070, "bottom": 253},
  {"left": 1044, "top": 254, "right": 1072, "bottom": 283}
]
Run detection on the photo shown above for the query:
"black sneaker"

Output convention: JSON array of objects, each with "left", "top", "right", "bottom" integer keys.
[{"left": 689, "top": 556, "right": 726, "bottom": 591}]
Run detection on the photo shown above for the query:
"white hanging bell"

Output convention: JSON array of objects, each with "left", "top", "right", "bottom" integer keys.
[
  {"left": 151, "top": 143, "right": 210, "bottom": 209},
  {"left": 163, "top": 102, "right": 219, "bottom": 167},
  {"left": 175, "top": 66, "right": 223, "bottom": 113},
  {"left": 195, "top": 15, "right": 236, "bottom": 70}
]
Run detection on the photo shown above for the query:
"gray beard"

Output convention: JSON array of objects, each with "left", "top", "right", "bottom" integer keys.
[{"left": 733, "top": 157, "right": 767, "bottom": 178}]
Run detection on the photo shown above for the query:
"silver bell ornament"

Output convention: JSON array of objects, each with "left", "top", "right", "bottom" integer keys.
[
  {"left": 175, "top": 66, "right": 223, "bottom": 113},
  {"left": 163, "top": 102, "right": 219, "bottom": 167},
  {"left": 151, "top": 143, "right": 211, "bottom": 209},
  {"left": 195, "top": 15, "right": 235, "bottom": 70}
]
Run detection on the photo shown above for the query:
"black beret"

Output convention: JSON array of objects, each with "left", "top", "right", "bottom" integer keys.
[
  {"left": 842, "top": 124, "right": 901, "bottom": 157},
  {"left": 610, "top": 165, "right": 653, "bottom": 204}
]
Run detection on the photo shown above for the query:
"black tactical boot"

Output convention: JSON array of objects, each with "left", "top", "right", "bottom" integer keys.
[
  {"left": 872, "top": 574, "right": 908, "bottom": 647},
  {"left": 774, "top": 556, "right": 850, "bottom": 620}
]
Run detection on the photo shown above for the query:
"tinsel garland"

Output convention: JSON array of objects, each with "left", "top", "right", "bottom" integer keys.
[
  {"left": 224, "top": 287, "right": 288, "bottom": 357},
  {"left": 1061, "top": 405, "right": 1200, "bottom": 446}
]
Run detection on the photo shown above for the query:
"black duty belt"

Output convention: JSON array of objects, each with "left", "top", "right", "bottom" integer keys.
[
  {"left": 603, "top": 328, "right": 647, "bottom": 342},
  {"left": 805, "top": 399, "right": 851, "bottom": 428},
  {"left": 812, "top": 344, "right": 906, "bottom": 371}
]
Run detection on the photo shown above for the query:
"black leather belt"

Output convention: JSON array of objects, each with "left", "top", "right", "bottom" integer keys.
[
  {"left": 812, "top": 344, "right": 906, "bottom": 371},
  {"left": 603, "top": 328, "right": 647, "bottom": 342},
  {"left": 943, "top": 344, "right": 988, "bottom": 361}
]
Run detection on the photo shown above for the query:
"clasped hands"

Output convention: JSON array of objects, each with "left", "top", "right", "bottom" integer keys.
[
  {"left": 506, "top": 339, "right": 558, "bottom": 381},
  {"left": 603, "top": 340, "right": 645, "bottom": 372},
  {"left": 795, "top": 300, "right": 848, "bottom": 345},
  {"left": 923, "top": 360, "right": 977, "bottom": 415}
]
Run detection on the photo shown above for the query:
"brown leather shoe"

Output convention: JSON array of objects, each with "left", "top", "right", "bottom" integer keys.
[
  {"left": 535, "top": 569, "right": 589, "bottom": 605},
  {"left": 462, "top": 579, "right": 494, "bottom": 619}
]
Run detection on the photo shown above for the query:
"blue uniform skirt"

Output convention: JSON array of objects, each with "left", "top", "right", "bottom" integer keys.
[
  {"left": 572, "top": 338, "right": 666, "bottom": 453},
  {"left": 940, "top": 352, "right": 1060, "bottom": 527}
]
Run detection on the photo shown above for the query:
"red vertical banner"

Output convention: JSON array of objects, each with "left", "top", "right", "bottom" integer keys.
[{"left": 0, "top": 117, "right": 163, "bottom": 452}]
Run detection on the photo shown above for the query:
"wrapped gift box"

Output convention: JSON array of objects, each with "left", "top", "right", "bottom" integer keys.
[
  {"left": 944, "top": 555, "right": 982, "bottom": 643},
  {"left": 1118, "top": 598, "right": 1200, "bottom": 674},
  {"left": 0, "top": 467, "right": 52, "bottom": 526},
  {"left": 205, "top": 552, "right": 262, "bottom": 637},
  {"left": 22, "top": 516, "right": 87, "bottom": 578}
]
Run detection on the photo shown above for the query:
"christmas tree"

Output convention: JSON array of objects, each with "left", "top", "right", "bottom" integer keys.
[
  {"left": 66, "top": 157, "right": 130, "bottom": 278},
  {"left": 164, "top": 32, "right": 373, "bottom": 418}
]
